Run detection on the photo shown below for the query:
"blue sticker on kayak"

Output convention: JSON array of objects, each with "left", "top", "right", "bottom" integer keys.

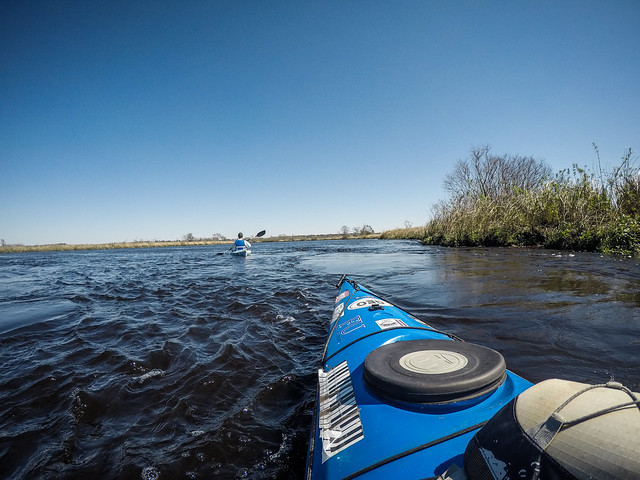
[{"left": 339, "top": 315, "right": 365, "bottom": 336}]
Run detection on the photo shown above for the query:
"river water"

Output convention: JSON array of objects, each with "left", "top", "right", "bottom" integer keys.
[{"left": 1, "top": 239, "right": 638, "bottom": 479}]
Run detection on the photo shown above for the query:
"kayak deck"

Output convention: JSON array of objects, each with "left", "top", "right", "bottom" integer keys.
[{"left": 306, "top": 276, "right": 532, "bottom": 480}]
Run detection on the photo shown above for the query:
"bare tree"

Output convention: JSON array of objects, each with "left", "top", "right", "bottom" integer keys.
[{"left": 443, "top": 145, "right": 551, "bottom": 204}]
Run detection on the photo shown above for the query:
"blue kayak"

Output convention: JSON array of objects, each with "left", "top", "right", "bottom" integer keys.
[
  {"left": 305, "top": 276, "right": 533, "bottom": 479},
  {"left": 306, "top": 276, "right": 640, "bottom": 480}
]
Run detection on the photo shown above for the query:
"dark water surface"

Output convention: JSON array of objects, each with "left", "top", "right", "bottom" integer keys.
[{"left": 1, "top": 240, "right": 639, "bottom": 479}]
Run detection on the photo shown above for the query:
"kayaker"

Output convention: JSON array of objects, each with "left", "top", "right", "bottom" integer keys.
[{"left": 234, "top": 232, "right": 251, "bottom": 251}]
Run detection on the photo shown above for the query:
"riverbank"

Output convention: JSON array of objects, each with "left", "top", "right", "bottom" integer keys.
[
  {"left": 379, "top": 208, "right": 640, "bottom": 257},
  {"left": 0, "top": 233, "right": 379, "bottom": 254},
  {"left": 381, "top": 221, "right": 640, "bottom": 257},
  {"left": 379, "top": 148, "right": 640, "bottom": 257},
  {"left": 379, "top": 207, "right": 640, "bottom": 257},
  {"left": 0, "top": 240, "right": 227, "bottom": 254},
  {"left": 4, "top": 224, "right": 637, "bottom": 256}
]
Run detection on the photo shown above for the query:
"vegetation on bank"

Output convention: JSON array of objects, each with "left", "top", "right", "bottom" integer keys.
[
  {"left": 0, "top": 239, "right": 228, "bottom": 254},
  {"left": 379, "top": 226, "right": 427, "bottom": 240},
  {"left": 383, "top": 145, "right": 640, "bottom": 257},
  {"left": 4, "top": 146, "right": 637, "bottom": 256},
  {"left": 267, "top": 232, "right": 377, "bottom": 242},
  {"left": 0, "top": 233, "right": 378, "bottom": 254}
]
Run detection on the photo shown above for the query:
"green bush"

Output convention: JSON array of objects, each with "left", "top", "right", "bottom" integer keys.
[{"left": 599, "top": 216, "right": 640, "bottom": 256}]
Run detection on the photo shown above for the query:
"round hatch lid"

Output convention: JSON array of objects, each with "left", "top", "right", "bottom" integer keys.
[{"left": 363, "top": 339, "right": 507, "bottom": 405}]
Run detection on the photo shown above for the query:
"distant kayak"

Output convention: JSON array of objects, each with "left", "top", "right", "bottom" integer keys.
[{"left": 225, "top": 230, "right": 265, "bottom": 257}]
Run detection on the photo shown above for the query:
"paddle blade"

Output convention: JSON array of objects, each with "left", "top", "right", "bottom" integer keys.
[{"left": 255, "top": 230, "right": 266, "bottom": 238}]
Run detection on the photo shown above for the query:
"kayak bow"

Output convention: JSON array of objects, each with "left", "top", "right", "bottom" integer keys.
[
  {"left": 306, "top": 276, "right": 640, "bottom": 480},
  {"left": 306, "top": 276, "right": 532, "bottom": 479}
]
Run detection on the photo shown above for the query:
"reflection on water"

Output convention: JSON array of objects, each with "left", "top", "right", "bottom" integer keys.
[
  {"left": 539, "top": 271, "right": 610, "bottom": 296},
  {"left": 301, "top": 243, "right": 639, "bottom": 388},
  {"left": 0, "top": 240, "right": 638, "bottom": 479}
]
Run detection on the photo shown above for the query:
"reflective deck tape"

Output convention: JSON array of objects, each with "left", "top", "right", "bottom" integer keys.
[{"left": 318, "top": 361, "right": 364, "bottom": 462}]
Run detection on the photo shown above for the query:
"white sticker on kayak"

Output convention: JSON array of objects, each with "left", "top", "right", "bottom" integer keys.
[
  {"left": 375, "top": 318, "right": 407, "bottom": 330},
  {"left": 346, "top": 297, "right": 392, "bottom": 310},
  {"left": 331, "top": 303, "right": 344, "bottom": 323},
  {"left": 318, "top": 361, "right": 364, "bottom": 462}
]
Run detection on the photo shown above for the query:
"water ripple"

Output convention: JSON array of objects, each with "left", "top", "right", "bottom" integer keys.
[{"left": 0, "top": 241, "right": 638, "bottom": 479}]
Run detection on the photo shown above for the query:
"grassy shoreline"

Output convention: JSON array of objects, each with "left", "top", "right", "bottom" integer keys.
[
  {"left": 5, "top": 153, "right": 638, "bottom": 257},
  {"left": 384, "top": 147, "right": 640, "bottom": 258},
  {"left": 0, "top": 233, "right": 379, "bottom": 254},
  {"left": 380, "top": 163, "right": 640, "bottom": 257},
  {"left": 380, "top": 222, "right": 640, "bottom": 257},
  {"left": 3, "top": 225, "right": 637, "bottom": 256}
]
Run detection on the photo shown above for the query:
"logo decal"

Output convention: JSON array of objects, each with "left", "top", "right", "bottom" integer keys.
[{"left": 346, "top": 297, "right": 392, "bottom": 310}]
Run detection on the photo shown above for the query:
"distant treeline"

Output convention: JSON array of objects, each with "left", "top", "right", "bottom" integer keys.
[{"left": 382, "top": 145, "right": 640, "bottom": 256}]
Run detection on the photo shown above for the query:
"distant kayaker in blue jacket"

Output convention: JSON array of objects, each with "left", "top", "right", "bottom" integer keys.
[{"left": 234, "top": 232, "right": 251, "bottom": 251}]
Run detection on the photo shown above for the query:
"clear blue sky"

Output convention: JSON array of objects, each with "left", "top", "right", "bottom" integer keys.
[{"left": 2, "top": 1, "right": 639, "bottom": 245}]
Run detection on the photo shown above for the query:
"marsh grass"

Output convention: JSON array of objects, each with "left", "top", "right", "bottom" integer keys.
[
  {"left": 379, "top": 227, "right": 427, "bottom": 240},
  {"left": 383, "top": 148, "right": 639, "bottom": 256},
  {"left": 0, "top": 239, "right": 230, "bottom": 254},
  {"left": 422, "top": 154, "right": 640, "bottom": 255},
  {"left": 5, "top": 148, "right": 637, "bottom": 256}
]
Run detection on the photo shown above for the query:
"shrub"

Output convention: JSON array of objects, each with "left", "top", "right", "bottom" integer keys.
[{"left": 599, "top": 216, "right": 640, "bottom": 256}]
